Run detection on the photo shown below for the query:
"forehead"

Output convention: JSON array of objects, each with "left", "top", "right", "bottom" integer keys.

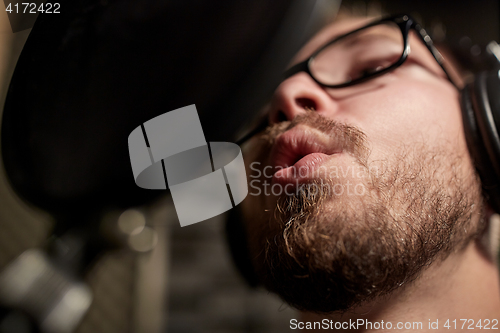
[{"left": 292, "top": 16, "right": 380, "bottom": 63}]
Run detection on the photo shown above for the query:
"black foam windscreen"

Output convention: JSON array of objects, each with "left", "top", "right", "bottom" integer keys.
[{"left": 1, "top": 0, "right": 324, "bottom": 219}]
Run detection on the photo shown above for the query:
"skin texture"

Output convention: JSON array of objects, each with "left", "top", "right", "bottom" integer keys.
[{"left": 240, "top": 16, "right": 500, "bottom": 330}]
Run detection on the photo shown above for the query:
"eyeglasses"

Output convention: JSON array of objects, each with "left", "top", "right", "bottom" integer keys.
[{"left": 236, "top": 14, "right": 457, "bottom": 145}]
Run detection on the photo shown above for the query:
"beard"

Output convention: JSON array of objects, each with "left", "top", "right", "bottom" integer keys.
[{"left": 245, "top": 112, "right": 484, "bottom": 314}]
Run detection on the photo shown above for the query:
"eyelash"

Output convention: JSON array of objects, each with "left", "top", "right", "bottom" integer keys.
[{"left": 349, "top": 58, "right": 395, "bottom": 80}]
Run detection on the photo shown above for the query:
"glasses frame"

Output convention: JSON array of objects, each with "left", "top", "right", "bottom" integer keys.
[
  {"left": 283, "top": 14, "right": 457, "bottom": 89},
  {"left": 236, "top": 14, "right": 458, "bottom": 145}
]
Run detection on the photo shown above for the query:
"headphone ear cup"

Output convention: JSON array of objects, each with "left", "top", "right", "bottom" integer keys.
[
  {"left": 224, "top": 206, "right": 260, "bottom": 287},
  {"left": 461, "top": 70, "right": 500, "bottom": 211}
]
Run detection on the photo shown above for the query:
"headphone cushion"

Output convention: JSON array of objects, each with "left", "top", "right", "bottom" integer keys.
[{"left": 461, "top": 70, "right": 500, "bottom": 211}]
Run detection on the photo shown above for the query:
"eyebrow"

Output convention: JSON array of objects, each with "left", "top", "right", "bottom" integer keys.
[
  {"left": 344, "top": 36, "right": 400, "bottom": 53},
  {"left": 333, "top": 27, "right": 402, "bottom": 47}
]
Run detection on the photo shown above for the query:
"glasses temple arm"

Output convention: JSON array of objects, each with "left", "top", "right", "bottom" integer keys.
[
  {"left": 235, "top": 117, "right": 269, "bottom": 146},
  {"left": 414, "top": 25, "right": 460, "bottom": 89}
]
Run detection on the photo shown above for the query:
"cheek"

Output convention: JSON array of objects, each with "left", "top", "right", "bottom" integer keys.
[{"left": 341, "top": 78, "right": 466, "bottom": 159}]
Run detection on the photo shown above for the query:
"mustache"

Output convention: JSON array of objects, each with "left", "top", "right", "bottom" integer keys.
[{"left": 260, "top": 111, "right": 370, "bottom": 165}]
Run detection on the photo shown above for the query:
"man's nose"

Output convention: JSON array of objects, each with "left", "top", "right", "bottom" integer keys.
[{"left": 269, "top": 73, "right": 338, "bottom": 123}]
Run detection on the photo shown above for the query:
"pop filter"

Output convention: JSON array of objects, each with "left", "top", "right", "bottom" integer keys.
[{"left": 1, "top": 0, "right": 330, "bottom": 220}]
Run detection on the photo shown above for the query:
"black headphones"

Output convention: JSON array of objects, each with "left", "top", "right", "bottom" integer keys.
[
  {"left": 461, "top": 45, "right": 500, "bottom": 212},
  {"left": 226, "top": 40, "right": 500, "bottom": 287}
]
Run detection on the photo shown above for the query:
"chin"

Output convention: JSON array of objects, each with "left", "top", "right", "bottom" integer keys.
[{"left": 244, "top": 145, "right": 484, "bottom": 314}]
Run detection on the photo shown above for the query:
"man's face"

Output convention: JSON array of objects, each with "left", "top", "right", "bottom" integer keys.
[{"left": 241, "top": 17, "right": 484, "bottom": 313}]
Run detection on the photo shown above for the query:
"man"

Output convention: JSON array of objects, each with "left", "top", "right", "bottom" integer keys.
[{"left": 238, "top": 12, "right": 500, "bottom": 330}]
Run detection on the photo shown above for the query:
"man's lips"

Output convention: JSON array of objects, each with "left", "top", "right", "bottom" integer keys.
[{"left": 270, "top": 125, "right": 342, "bottom": 184}]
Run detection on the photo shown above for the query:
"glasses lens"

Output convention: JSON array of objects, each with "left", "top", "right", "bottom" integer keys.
[{"left": 309, "top": 21, "right": 405, "bottom": 86}]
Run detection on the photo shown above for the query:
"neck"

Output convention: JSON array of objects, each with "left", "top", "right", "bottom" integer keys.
[{"left": 300, "top": 241, "right": 500, "bottom": 332}]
